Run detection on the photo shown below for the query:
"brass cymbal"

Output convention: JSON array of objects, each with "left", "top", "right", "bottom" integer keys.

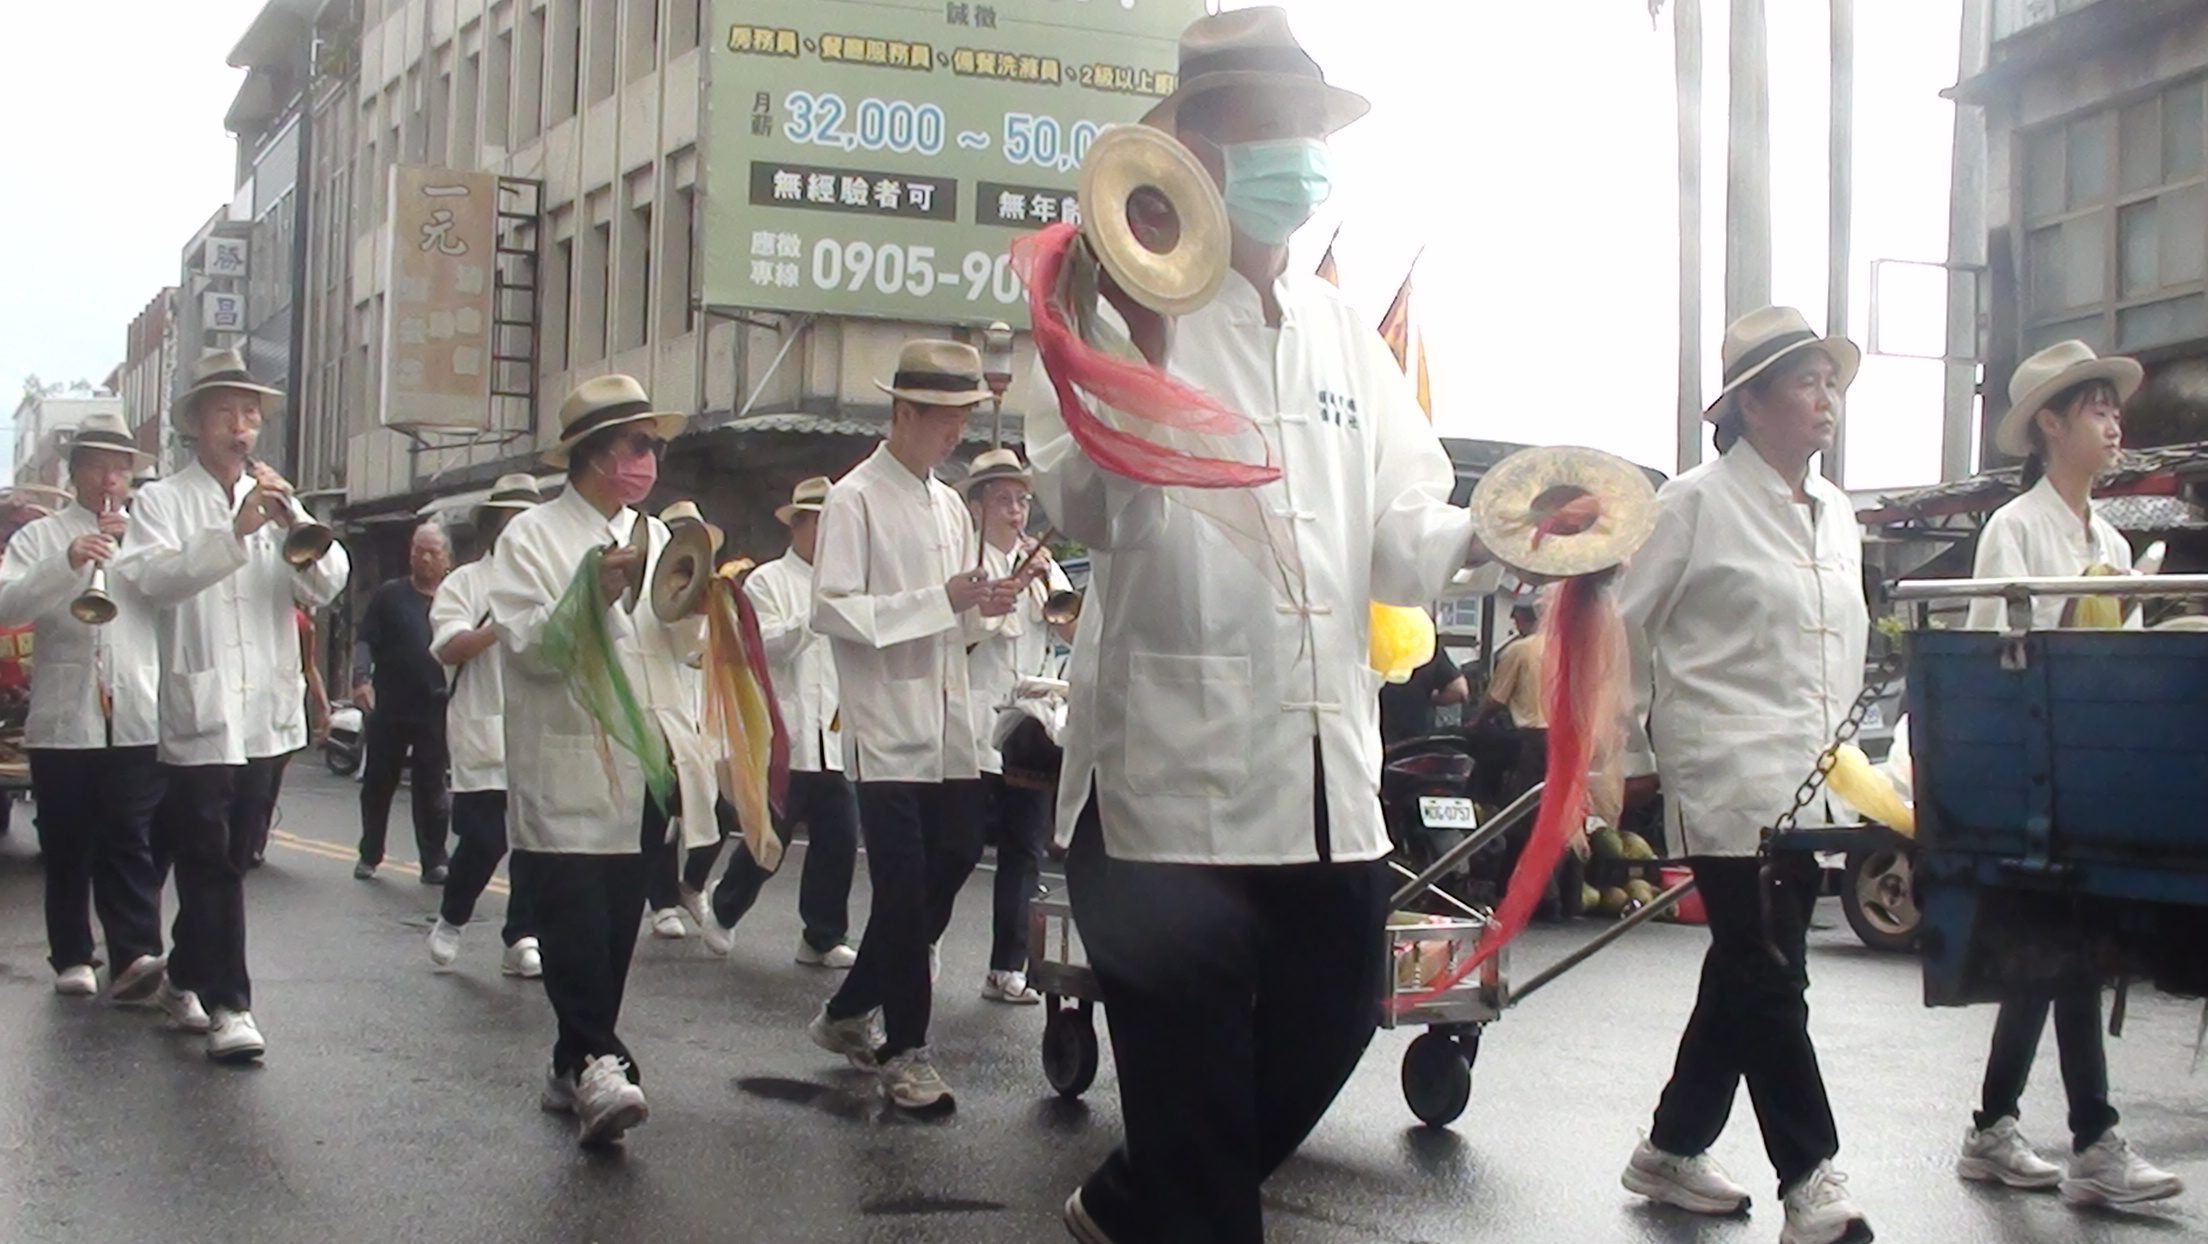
[
  {"left": 620, "top": 514, "right": 651, "bottom": 613},
  {"left": 650, "top": 519, "right": 717, "bottom": 623},
  {"left": 1079, "top": 123, "right": 1230, "bottom": 317},
  {"left": 1471, "top": 446, "right": 1658, "bottom": 579}
]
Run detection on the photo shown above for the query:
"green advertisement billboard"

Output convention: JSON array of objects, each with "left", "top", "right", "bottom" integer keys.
[{"left": 702, "top": 0, "right": 1206, "bottom": 326}]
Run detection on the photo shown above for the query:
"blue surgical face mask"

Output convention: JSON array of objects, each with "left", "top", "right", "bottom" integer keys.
[{"left": 1218, "top": 137, "right": 1333, "bottom": 245}]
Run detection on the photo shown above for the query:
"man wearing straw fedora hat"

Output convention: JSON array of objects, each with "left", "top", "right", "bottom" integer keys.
[
  {"left": 1947, "top": 341, "right": 2183, "bottom": 1208},
  {"left": 114, "top": 347, "right": 353, "bottom": 1063},
  {"left": 694, "top": 476, "right": 862, "bottom": 971},
  {"left": 0, "top": 410, "right": 169, "bottom": 1006},
  {"left": 1029, "top": 10, "right": 1500, "bottom": 1243},
  {"left": 803, "top": 338, "right": 1020, "bottom": 1112},
  {"left": 426, "top": 473, "right": 545, "bottom": 977},
  {"left": 959, "top": 447, "right": 1072, "bottom": 1007},
  {"left": 487, "top": 373, "right": 717, "bottom": 1146}
]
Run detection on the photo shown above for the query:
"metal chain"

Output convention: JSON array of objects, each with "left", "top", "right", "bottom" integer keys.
[{"left": 1768, "top": 650, "right": 1906, "bottom": 838}]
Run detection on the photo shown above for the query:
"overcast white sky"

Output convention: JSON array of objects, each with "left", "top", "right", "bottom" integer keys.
[{"left": 0, "top": 0, "right": 1966, "bottom": 488}]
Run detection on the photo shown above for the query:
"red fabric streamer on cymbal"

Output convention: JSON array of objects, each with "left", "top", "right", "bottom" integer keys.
[
  {"left": 1393, "top": 567, "right": 1628, "bottom": 1013},
  {"left": 1530, "top": 493, "right": 1605, "bottom": 549},
  {"left": 1013, "top": 223, "right": 1281, "bottom": 489}
]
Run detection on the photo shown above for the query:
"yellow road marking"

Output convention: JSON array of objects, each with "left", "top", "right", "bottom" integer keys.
[{"left": 267, "top": 828, "right": 510, "bottom": 896}]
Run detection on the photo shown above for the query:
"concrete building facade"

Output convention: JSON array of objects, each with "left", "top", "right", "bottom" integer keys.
[
  {"left": 120, "top": 289, "right": 181, "bottom": 467},
  {"left": 11, "top": 393, "right": 124, "bottom": 488}
]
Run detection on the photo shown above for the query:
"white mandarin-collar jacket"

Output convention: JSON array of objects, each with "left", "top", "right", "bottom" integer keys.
[
  {"left": 1617, "top": 440, "right": 1868, "bottom": 858},
  {"left": 810, "top": 444, "right": 999, "bottom": 783},
  {"left": 745, "top": 550, "right": 842, "bottom": 774},
  {"left": 1027, "top": 268, "right": 1477, "bottom": 865},
  {"left": 967, "top": 539, "right": 1072, "bottom": 776},
  {"left": 1965, "top": 477, "right": 2137, "bottom": 632},
  {"left": 430, "top": 558, "right": 508, "bottom": 793},
  {"left": 0, "top": 502, "right": 160, "bottom": 749},
  {"left": 113, "top": 460, "right": 350, "bottom": 766},
  {"left": 488, "top": 486, "right": 715, "bottom": 853}
]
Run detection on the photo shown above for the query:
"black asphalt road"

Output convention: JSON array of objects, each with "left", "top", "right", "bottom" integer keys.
[{"left": 2, "top": 766, "right": 2202, "bottom": 1243}]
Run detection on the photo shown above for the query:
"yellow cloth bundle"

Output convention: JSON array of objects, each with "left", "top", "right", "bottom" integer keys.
[
  {"left": 1369, "top": 603, "right": 1437, "bottom": 685},
  {"left": 2064, "top": 563, "right": 2126, "bottom": 630},
  {"left": 701, "top": 569, "right": 786, "bottom": 870},
  {"left": 1825, "top": 743, "right": 1916, "bottom": 838}
]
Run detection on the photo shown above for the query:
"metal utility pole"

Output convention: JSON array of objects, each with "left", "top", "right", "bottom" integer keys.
[
  {"left": 1725, "top": 0, "right": 1773, "bottom": 321},
  {"left": 1823, "top": 0, "right": 1854, "bottom": 486},
  {"left": 1943, "top": 0, "right": 1991, "bottom": 480},
  {"left": 1675, "top": 0, "right": 1705, "bottom": 475}
]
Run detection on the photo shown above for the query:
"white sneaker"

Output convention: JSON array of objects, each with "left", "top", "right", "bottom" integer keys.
[
  {"left": 427, "top": 918, "right": 463, "bottom": 967},
  {"left": 878, "top": 1046, "right": 954, "bottom": 1112},
  {"left": 807, "top": 1004, "right": 884, "bottom": 1070},
  {"left": 649, "top": 907, "right": 687, "bottom": 940},
  {"left": 796, "top": 940, "right": 857, "bottom": 969},
  {"left": 540, "top": 1064, "right": 577, "bottom": 1114},
  {"left": 677, "top": 884, "right": 711, "bottom": 931},
  {"left": 982, "top": 969, "right": 1043, "bottom": 1005},
  {"left": 1779, "top": 1162, "right": 1871, "bottom": 1244},
  {"left": 1621, "top": 1137, "right": 1752, "bottom": 1215},
  {"left": 108, "top": 954, "right": 167, "bottom": 1003},
  {"left": 928, "top": 941, "right": 942, "bottom": 984},
  {"left": 701, "top": 917, "right": 735, "bottom": 957},
  {"left": 206, "top": 1009, "right": 267, "bottom": 1064},
  {"left": 155, "top": 981, "right": 212, "bottom": 1033},
  {"left": 574, "top": 1054, "right": 649, "bottom": 1145},
  {"left": 1063, "top": 1188, "right": 1121, "bottom": 1244},
  {"left": 1957, "top": 1116, "right": 2061, "bottom": 1189},
  {"left": 2061, "top": 1131, "right": 2184, "bottom": 1206},
  {"left": 53, "top": 965, "right": 98, "bottom": 997},
  {"left": 502, "top": 938, "right": 543, "bottom": 979}
]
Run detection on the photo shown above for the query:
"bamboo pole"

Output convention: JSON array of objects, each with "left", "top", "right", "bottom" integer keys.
[
  {"left": 1725, "top": 0, "right": 1773, "bottom": 321},
  {"left": 1675, "top": 0, "right": 1705, "bottom": 474},
  {"left": 1824, "top": 0, "right": 1854, "bottom": 486}
]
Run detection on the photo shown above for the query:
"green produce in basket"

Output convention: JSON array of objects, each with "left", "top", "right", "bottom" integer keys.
[
  {"left": 1625, "top": 878, "right": 1657, "bottom": 907},
  {"left": 1590, "top": 828, "right": 1626, "bottom": 860},
  {"left": 1619, "top": 831, "right": 1657, "bottom": 861},
  {"left": 1598, "top": 886, "right": 1630, "bottom": 918},
  {"left": 1581, "top": 883, "right": 1603, "bottom": 913}
]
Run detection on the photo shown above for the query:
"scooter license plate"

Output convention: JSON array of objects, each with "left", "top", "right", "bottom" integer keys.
[{"left": 1418, "top": 797, "right": 1477, "bottom": 830}]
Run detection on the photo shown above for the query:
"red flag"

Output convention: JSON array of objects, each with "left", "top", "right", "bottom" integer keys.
[
  {"left": 1377, "top": 255, "right": 1433, "bottom": 420},
  {"left": 1315, "top": 227, "right": 1342, "bottom": 287}
]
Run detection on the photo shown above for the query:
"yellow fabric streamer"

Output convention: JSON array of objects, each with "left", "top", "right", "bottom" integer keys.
[
  {"left": 1369, "top": 603, "right": 1437, "bottom": 685},
  {"left": 1826, "top": 743, "right": 1916, "bottom": 838},
  {"left": 2064, "top": 563, "right": 2126, "bottom": 630},
  {"left": 701, "top": 572, "right": 785, "bottom": 871}
]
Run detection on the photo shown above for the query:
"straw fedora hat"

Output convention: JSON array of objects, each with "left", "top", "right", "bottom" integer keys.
[
  {"left": 66, "top": 409, "right": 156, "bottom": 472},
  {"left": 542, "top": 374, "right": 688, "bottom": 468},
  {"left": 774, "top": 476, "right": 831, "bottom": 526},
  {"left": 172, "top": 347, "right": 284, "bottom": 420},
  {"left": 1994, "top": 340, "right": 2144, "bottom": 457},
  {"left": 479, "top": 473, "right": 544, "bottom": 511},
  {"left": 659, "top": 499, "right": 726, "bottom": 553},
  {"left": 957, "top": 447, "right": 1031, "bottom": 497},
  {"left": 1141, "top": 7, "right": 1369, "bottom": 136},
  {"left": 1704, "top": 307, "right": 1861, "bottom": 422},
  {"left": 876, "top": 339, "right": 995, "bottom": 408}
]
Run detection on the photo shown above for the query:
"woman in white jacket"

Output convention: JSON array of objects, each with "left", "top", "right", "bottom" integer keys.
[
  {"left": 1948, "top": 341, "right": 2182, "bottom": 1207},
  {"left": 1614, "top": 308, "right": 1872, "bottom": 1244}
]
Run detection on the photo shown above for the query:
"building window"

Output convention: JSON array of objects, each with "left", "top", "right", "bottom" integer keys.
[
  {"left": 624, "top": 0, "right": 658, "bottom": 82},
  {"left": 661, "top": 184, "right": 696, "bottom": 338},
  {"left": 586, "top": 0, "right": 617, "bottom": 104},
  {"left": 456, "top": 50, "right": 481, "bottom": 167},
  {"left": 669, "top": 0, "right": 700, "bottom": 55},
  {"left": 545, "top": 228, "right": 573, "bottom": 373},
  {"left": 549, "top": 0, "right": 580, "bottom": 124},
  {"left": 617, "top": 169, "right": 652, "bottom": 352},
  {"left": 2022, "top": 76, "right": 2208, "bottom": 355},
  {"left": 515, "top": 2, "right": 545, "bottom": 143},
  {"left": 576, "top": 194, "right": 611, "bottom": 363},
  {"left": 487, "top": 14, "right": 512, "bottom": 147}
]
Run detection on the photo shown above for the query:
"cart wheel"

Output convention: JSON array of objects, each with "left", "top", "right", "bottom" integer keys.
[
  {"left": 1841, "top": 843, "right": 1920, "bottom": 954},
  {"left": 1042, "top": 1000, "right": 1099, "bottom": 1099},
  {"left": 1402, "top": 1030, "right": 1473, "bottom": 1127}
]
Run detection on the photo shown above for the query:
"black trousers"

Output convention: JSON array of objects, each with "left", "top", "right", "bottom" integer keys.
[
  {"left": 230, "top": 753, "right": 289, "bottom": 870},
  {"left": 441, "top": 789, "right": 534, "bottom": 945},
  {"left": 29, "top": 746, "right": 166, "bottom": 972},
  {"left": 1977, "top": 984, "right": 2117, "bottom": 1151},
  {"left": 1066, "top": 798, "right": 1391, "bottom": 1244},
  {"left": 825, "top": 780, "right": 986, "bottom": 1059},
  {"left": 157, "top": 763, "right": 257, "bottom": 1013},
  {"left": 357, "top": 712, "right": 450, "bottom": 869},
  {"left": 1649, "top": 854, "right": 1839, "bottom": 1193},
  {"left": 515, "top": 798, "right": 666, "bottom": 1081},
  {"left": 706, "top": 771, "right": 862, "bottom": 951},
  {"left": 984, "top": 772, "right": 1052, "bottom": 972}
]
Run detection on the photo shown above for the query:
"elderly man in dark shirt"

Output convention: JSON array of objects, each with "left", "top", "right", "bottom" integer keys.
[{"left": 352, "top": 521, "right": 454, "bottom": 882}]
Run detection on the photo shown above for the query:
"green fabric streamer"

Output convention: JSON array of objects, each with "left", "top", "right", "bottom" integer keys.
[{"left": 538, "top": 546, "right": 674, "bottom": 813}]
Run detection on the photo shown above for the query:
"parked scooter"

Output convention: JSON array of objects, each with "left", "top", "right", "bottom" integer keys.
[
  {"left": 324, "top": 700, "right": 363, "bottom": 776},
  {"left": 1380, "top": 734, "right": 1497, "bottom": 912}
]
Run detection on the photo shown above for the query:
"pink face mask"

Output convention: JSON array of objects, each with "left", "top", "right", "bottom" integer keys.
[{"left": 599, "top": 450, "right": 657, "bottom": 506}]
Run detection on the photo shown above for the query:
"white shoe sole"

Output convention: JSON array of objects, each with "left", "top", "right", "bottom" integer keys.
[
  {"left": 2060, "top": 1176, "right": 2184, "bottom": 1206},
  {"left": 1063, "top": 1189, "right": 1116, "bottom": 1244},
  {"left": 1622, "top": 1164, "right": 1752, "bottom": 1216},
  {"left": 207, "top": 1040, "right": 266, "bottom": 1064},
  {"left": 502, "top": 959, "right": 542, "bottom": 979},
  {"left": 982, "top": 987, "right": 1044, "bottom": 1005},
  {"left": 163, "top": 1009, "right": 213, "bottom": 1035},
  {"left": 578, "top": 1099, "right": 648, "bottom": 1145},
  {"left": 1957, "top": 1156, "right": 2061, "bottom": 1189},
  {"left": 1778, "top": 1217, "right": 1873, "bottom": 1244},
  {"left": 884, "top": 1085, "right": 954, "bottom": 1113},
  {"left": 109, "top": 959, "right": 167, "bottom": 1003}
]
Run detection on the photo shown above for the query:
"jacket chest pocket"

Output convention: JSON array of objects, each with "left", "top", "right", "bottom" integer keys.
[
  {"left": 1122, "top": 652, "right": 1251, "bottom": 799},
  {"left": 161, "top": 669, "right": 226, "bottom": 742}
]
